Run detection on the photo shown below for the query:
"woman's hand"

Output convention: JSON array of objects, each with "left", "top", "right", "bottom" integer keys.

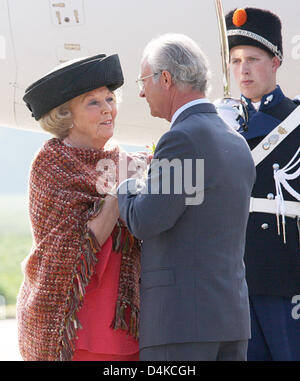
[
  {"left": 95, "top": 150, "right": 153, "bottom": 196},
  {"left": 130, "top": 151, "right": 153, "bottom": 165},
  {"left": 118, "top": 150, "right": 152, "bottom": 185}
]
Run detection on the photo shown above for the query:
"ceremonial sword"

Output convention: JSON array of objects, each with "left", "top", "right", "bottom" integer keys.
[
  {"left": 215, "top": 0, "right": 231, "bottom": 98},
  {"left": 214, "top": 0, "right": 249, "bottom": 129}
]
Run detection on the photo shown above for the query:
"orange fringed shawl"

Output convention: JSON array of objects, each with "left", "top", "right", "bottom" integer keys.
[{"left": 17, "top": 138, "right": 140, "bottom": 361}]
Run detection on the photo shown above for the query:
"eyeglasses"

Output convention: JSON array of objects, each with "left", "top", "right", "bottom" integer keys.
[{"left": 136, "top": 72, "right": 161, "bottom": 91}]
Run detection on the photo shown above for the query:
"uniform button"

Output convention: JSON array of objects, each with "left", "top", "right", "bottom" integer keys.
[
  {"left": 261, "top": 223, "right": 269, "bottom": 230},
  {"left": 267, "top": 193, "right": 275, "bottom": 200},
  {"left": 273, "top": 163, "right": 280, "bottom": 171}
]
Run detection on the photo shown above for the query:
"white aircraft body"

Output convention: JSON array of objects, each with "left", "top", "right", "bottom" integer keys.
[{"left": 0, "top": 0, "right": 299, "bottom": 146}]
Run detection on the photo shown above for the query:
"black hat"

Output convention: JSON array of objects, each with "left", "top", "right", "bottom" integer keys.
[
  {"left": 225, "top": 8, "right": 283, "bottom": 62},
  {"left": 23, "top": 54, "right": 124, "bottom": 120}
]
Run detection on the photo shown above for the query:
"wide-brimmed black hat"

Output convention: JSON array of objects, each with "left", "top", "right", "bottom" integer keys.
[
  {"left": 23, "top": 54, "right": 124, "bottom": 120},
  {"left": 225, "top": 8, "right": 283, "bottom": 62}
]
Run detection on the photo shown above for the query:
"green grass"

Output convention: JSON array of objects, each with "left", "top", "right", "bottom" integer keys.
[{"left": 0, "top": 195, "right": 32, "bottom": 313}]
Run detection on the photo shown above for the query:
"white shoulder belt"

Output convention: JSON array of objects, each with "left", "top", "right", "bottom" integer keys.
[
  {"left": 249, "top": 198, "right": 300, "bottom": 219},
  {"left": 251, "top": 105, "right": 300, "bottom": 166},
  {"left": 248, "top": 106, "right": 300, "bottom": 243}
]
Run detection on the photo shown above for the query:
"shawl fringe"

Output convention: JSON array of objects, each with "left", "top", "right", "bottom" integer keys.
[
  {"left": 110, "top": 223, "right": 141, "bottom": 340},
  {"left": 58, "top": 225, "right": 100, "bottom": 361},
  {"left": 110, "top": 300, "right": 139, "bottom": 339}
]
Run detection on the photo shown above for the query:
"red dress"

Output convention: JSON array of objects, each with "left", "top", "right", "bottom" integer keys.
[{"left": 73, "top": 236, "right": 139, "bottom": 361}]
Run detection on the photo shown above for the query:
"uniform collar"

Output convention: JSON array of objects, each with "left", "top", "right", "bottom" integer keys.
[
  {"left": 241, "top": 85, "right": 285, "bottom": 112},
  {"left": 238, "top": 85, "right": 287, "bottom": 139}
]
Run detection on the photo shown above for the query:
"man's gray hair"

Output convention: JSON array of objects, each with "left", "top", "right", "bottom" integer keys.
[{"left": 141, "top": 33, "right": 210, "bottom": 93}]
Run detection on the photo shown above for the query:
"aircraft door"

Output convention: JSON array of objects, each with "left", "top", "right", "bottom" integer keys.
[{"left": 10, "top": 0, "right": 90, "bottom": 131}]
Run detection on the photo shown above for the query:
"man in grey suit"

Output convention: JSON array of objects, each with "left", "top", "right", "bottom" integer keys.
[{"left": 116, "top": 34, "right": 256, "bottom": 361}]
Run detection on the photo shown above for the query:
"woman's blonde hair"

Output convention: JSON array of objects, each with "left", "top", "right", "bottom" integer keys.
[
  {"left": 39, "top": 88, "right": 122, "bottom": 140},
  {"left": 39, "top": 100, "right": 73, "bottom": 140}
]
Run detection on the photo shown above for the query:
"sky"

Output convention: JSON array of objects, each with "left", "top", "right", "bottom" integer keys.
[
  {"left": 0, "top": 126, "right": 143, "bottom": 195},
  {"left": 0, "top": 126, "right": 48, "bottom": 195}
]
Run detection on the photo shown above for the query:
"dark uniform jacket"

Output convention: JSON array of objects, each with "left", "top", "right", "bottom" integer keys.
[{"left": 238, "top": 85, "right": 300, "bottom": 298}]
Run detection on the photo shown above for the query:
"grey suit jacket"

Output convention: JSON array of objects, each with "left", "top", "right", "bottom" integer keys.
[{"left": 117, "top": 103, "right": 256, "bottom": 349}]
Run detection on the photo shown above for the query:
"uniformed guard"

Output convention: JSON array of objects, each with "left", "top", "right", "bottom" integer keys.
[{"left": 219, "top": 7, "right": 300, "bottom": 361}]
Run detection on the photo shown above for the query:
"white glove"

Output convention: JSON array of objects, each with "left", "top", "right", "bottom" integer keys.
[{"left": 213, "top": 98, "right": 242, "bottom": 131}]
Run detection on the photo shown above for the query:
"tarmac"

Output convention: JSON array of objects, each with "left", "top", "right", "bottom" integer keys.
[{"left": 0, "top": 319, "right": 22, "bottom": 361}]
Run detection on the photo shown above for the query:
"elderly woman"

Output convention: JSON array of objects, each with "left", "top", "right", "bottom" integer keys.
[{"left": 17, "top": 54, "right": 142, "bottom": 361}]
